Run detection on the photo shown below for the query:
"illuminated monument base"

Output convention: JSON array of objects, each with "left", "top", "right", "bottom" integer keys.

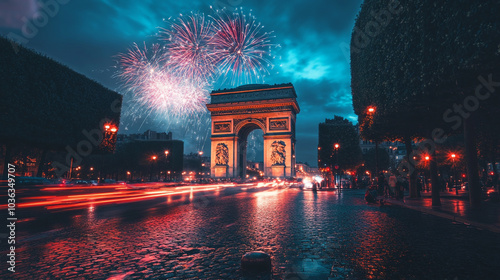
[
  {"left": 214, "top": 165, "right": 228, "bottom": 178},
  {"left": 206, "top": 84, "right": 300, "bottom": 179}
]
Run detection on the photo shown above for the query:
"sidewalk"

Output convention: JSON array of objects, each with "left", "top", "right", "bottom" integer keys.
[{"left": 386, "top": 190, "right": 500, "bottom": 233}]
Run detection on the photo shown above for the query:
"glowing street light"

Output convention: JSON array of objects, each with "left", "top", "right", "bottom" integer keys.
[
  {"left": 425, "top": 156, "right": 430, "bottom": 161},
  {"left": 334, "top": 143, "right": 340, "bottom": 149},
  {"left": 151, "top": 156, "right": 157, "bottom": 160},
  {"left": 104, "top": 123, "right": 118, "bottom": 133},
  {"left": 164, "top": 150, "right": 169, "bottom": 156},
  {"left": 198, "top": 151, "right": 204, "bottom": 156},
  {"left": 450, "top": 153, "right": 458, "bottom": 194},
  {"left": 367, "top": 106, "right": 376, "bottom": 114}
]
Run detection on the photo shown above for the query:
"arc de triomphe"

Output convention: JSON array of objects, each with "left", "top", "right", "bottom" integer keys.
[{"left": 206, "top": 83, "right": 300, "bottom": 178}]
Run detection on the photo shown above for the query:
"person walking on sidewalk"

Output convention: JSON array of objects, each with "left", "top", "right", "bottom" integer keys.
[{"left": 389, "top": 174, "right": 397, "bottom": 197}]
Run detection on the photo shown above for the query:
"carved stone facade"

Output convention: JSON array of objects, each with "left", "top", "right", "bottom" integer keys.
[
  {"left": 215, "top": 143, "right": 229, "bottom": 165},
  {"left": 207, "top": 84, "right": 300, "bottom": 178},
  {"left": 270, "top": 140, "right": 286, "bottom": 165},
  {"left": 269, "top": 117, "right": 289, "bottom": 131},
  {"left": 213, "top": 121, "right": 232, "bottom": 133}
]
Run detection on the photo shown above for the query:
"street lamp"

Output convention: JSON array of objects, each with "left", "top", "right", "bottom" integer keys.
[
  {"left": 198, "top": 151, "right": 204, "bottom": 180},
  {"left": 334, "top": 143, "right": 340, "bottom": 189},
  {"left": 450, "top": 153, "right": 458, "bottom": 195},
  {"left": 150, "top": 155, "right": 157, "bottom": 181},
  {"left": 424, "top": 155, "right": 431, "bottom": 192},
  {"left": 164, "top": 150, "right": 170, "bottom": 180},
  {"left": 366, "top": 106, "right": 380, "bottom": 177}
]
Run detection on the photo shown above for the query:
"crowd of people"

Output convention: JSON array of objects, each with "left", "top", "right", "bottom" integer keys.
[{"left": 365, "top": 172, "right": 407, "bottom": 203}]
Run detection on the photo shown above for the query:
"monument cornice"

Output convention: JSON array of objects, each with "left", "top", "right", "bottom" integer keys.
[{"left": 207, "top": 98, "right": 300, "bottom": 114}]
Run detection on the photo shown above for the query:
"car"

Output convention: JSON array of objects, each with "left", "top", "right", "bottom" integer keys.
[
  {"left": 103, "top": 179, "right": 117, "bottom": 184},
  {"left": 67, "top": 179, "right": 94, "bottom": 186},
  {"left": 17, "top": 176, "right": 52, "bottom": 186}
]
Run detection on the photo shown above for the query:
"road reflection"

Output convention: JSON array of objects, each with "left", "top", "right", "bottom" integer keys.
[{"left": 1, "top": 182, "right": 273, "bottom": 211}]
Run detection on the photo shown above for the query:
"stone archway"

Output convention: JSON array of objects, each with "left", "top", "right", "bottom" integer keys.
[
  {"left": 206, "top": 84, "right": 300, "bottom": 178},
  {"left": 236, "top": 121, "right": 264, "bottom": 178}
]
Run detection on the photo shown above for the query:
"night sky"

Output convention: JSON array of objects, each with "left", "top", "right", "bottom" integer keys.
[{"left": 0, "top": 0, "right": 363, "bottom": 167}]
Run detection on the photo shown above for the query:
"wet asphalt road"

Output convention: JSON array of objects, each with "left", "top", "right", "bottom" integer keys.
[{"left": 2, "top": 187, "right": 500, "bottom": 279}]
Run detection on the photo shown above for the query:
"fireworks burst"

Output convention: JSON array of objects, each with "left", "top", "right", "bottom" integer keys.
[
  {"left": 210, "top": 7, "right": 277, "bottom": 86},
  {"left": 116, "top": 43, "right": 209, "bottom": 121},
  {"left": 115, "top": 7, "right": 279, "bottom": 148},
  {"left": 159, "top": 13, "right": 217, "bottom": 83}
]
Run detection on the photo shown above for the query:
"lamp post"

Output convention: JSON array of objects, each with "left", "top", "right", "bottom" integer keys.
[
  {"left": 164, "top": 150, "right": 170, "bottom": 181},
  {"left": 334, "top": 143, "right": 340, "bottom": 190},
  {"left": 424, "top": 155, "right": 430, "bottom": 192},
  {"left": 150, "top": 155, "right": 157, "bottom": 181},
  {"left": 367, "top": 107, "right": 379, "bottom": 176},
  {"left": 451, "top": 153, "right": 458, "bottom": 195},
  {"left": 198, "top": 151, "right": 204, "bottom": 181},
  {"left": 101, "top": 123, "right": 118, "bottom": 182}
]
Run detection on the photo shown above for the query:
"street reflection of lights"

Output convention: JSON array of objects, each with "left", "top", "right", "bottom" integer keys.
[{"left": 15, "top": 183, "right": 233, "bottom": 210}]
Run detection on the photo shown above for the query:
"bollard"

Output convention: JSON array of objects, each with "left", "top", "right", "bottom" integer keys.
[{"left": 241, "top": 251, "right": 272, "bottom": 273}]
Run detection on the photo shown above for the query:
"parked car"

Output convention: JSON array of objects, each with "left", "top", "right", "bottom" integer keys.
[
  {"left": 17, "top": 176, "right": 52, "bottom": 186},
  {"left": 69, "top": 179, "right": 91, "bottom": 186}
]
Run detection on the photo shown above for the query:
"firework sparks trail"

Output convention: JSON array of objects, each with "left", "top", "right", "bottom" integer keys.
[
  {"left": 159, "top": 13, "right": 218, "bottom": 84},
  {"left": 210, "top": 7, "right": 277, "bottom": 86},
  {"left": 116, "top": 43, "right": 209, "bottom": 121}
]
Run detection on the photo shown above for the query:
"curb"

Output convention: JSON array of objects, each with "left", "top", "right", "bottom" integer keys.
[{"left": 386, "top": 199, "right": 500, "bottom": 234}]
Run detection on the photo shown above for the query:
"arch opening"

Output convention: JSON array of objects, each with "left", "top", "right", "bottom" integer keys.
[{"left": 237, "top": 122, "right": 263, "bottom": 178}]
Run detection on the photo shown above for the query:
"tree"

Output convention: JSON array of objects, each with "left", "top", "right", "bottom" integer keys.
[
  {"left": 318, "top": 116, "right": 363, "bottom": 171},
  {"left": 351, "top": 0, "right": 500, "bottom": 207},
  {"left": 363, "top": 148, "right": 390, "bottom": 175}
]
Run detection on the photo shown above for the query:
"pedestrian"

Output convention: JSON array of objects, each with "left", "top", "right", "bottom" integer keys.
[
  {"left": 389, "top": 174, "right": 397, "bottom": 197},
  {"left": 378, "top": 172, "right": 386, "bottom": 197}
]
